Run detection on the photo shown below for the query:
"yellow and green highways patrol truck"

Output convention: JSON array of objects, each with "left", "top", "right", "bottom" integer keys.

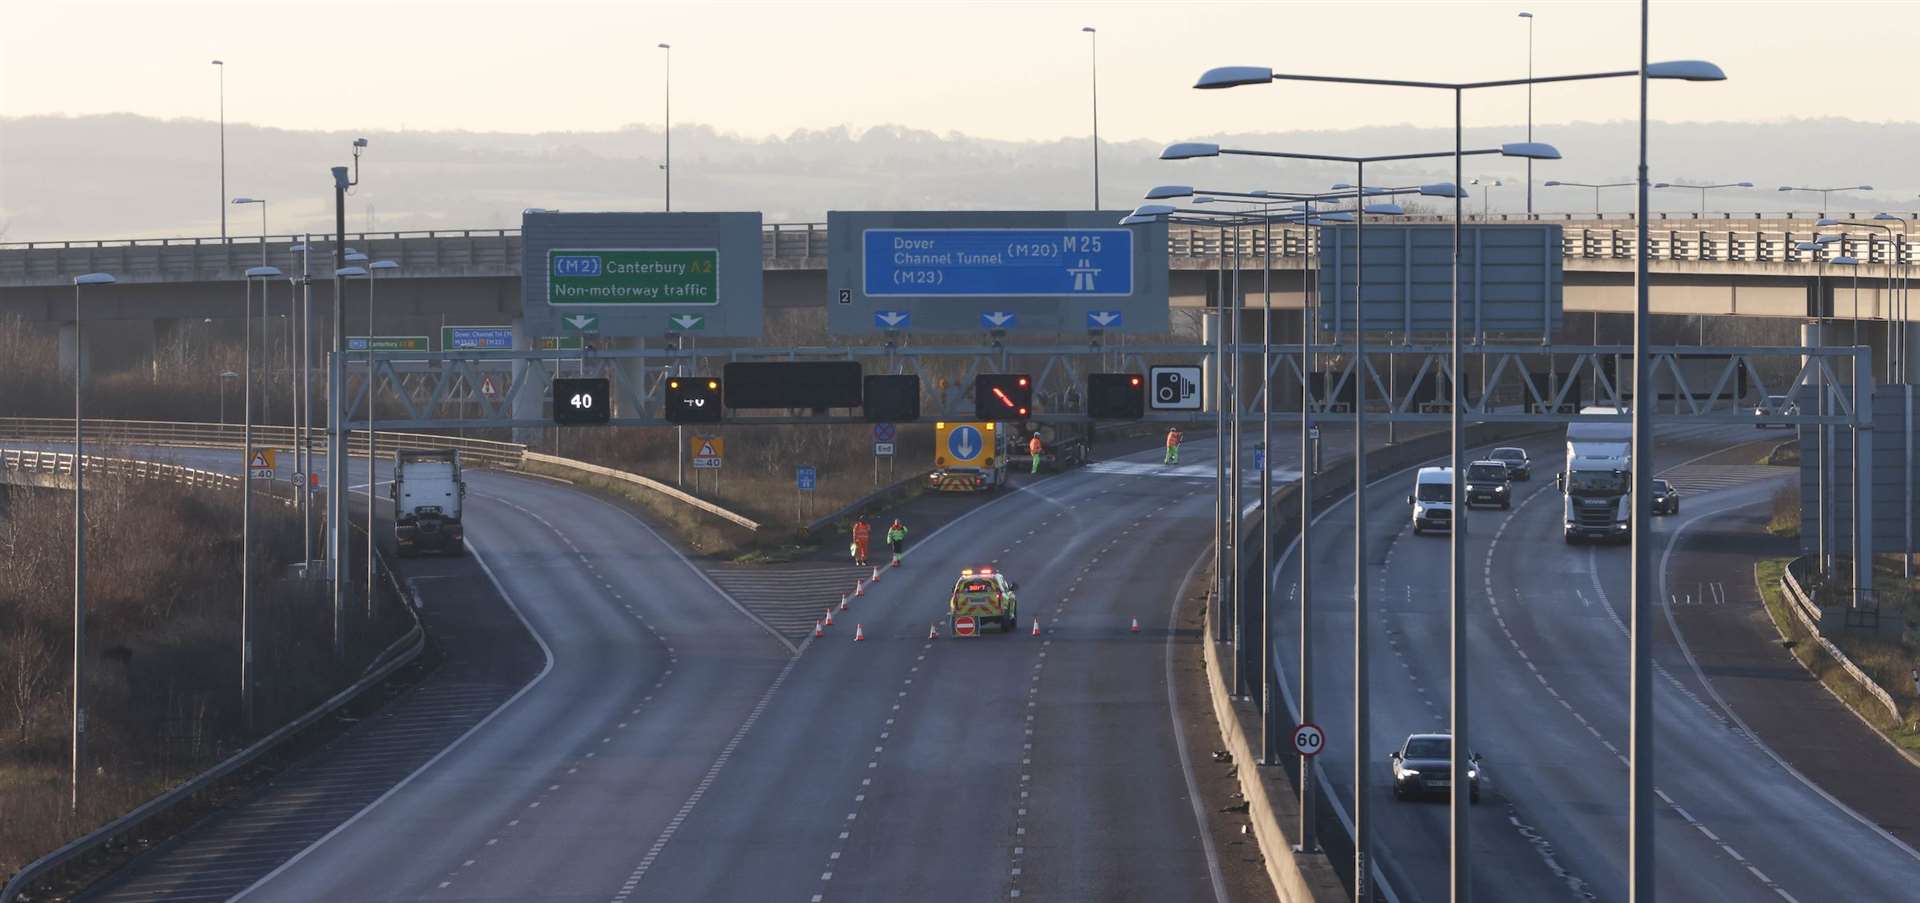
[
  {"left": 947, "top": 567, "right": 1020, "bottom": 636},
  {"left": 929, "top": 421, "right": 1010, "bottom": 492}
]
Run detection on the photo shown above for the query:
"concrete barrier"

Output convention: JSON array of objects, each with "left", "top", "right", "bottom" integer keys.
[{"left": 1777, "top": 558, "right": 1901, "bottom": 722}]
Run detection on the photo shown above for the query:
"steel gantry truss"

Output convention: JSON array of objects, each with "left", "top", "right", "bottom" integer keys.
[{"left": 331, "top": 342, "right": 1872, "bottom": 430}]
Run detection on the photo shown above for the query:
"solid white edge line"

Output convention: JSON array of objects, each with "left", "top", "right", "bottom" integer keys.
[
  {"left": 1657, "top": 494, "right": 1920, "bottom": 867},
  {"left": 1166, "top": 547, "right": 1232, "bottom": 903},
  {"left": 228, "top": 529, "right": 557, "bottom": 902}
]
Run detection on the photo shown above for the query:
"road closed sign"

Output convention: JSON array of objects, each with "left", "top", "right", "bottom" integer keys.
[{"left": 953, "top": 615, "right": 978, "bottom": 637}]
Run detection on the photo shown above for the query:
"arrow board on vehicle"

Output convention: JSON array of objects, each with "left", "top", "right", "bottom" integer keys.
[{"left": 947, "top": 425, "right": 983, "bottom": 462}]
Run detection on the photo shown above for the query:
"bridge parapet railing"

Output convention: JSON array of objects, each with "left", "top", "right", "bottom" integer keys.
[{"left": 0, "top": 418, "right": 526, "bottom": 468}]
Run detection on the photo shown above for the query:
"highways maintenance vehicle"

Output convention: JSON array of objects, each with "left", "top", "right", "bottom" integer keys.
[
  {"left": 947, "top": 566, "right": 1020, "bottom": 636},
  {"left": 929, "top": 421, "right": 1011, "bottom": 492}
]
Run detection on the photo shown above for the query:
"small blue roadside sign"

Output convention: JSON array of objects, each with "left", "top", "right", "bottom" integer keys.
[
  {"left": 1253, "top": 448, "right": 1265, "bottom": 470},
  {"left": 874, "top": 310, "right": 912, "bottom": 330},
  {"left": 796, "top": 466, "right": 817, "bottom": 491},
  {"left": 873, "top": 423, "right": 897, "bottom": 443},
  {"left": 863, "top": 228, "right": 1134, "bottom": 297},
  {"left": 442, "top": 325, "right": 514, "bottom": 350}
]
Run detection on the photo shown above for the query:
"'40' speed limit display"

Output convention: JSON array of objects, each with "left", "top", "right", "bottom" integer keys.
[
  {"left": 552, "top": 377, "right": 611, "bottom": 425},
  {"left": 862, "top": 229, "right": 1133, "bottom": 297}
]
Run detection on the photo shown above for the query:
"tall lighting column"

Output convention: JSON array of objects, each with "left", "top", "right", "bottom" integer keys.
[{"left": 69, "top": 271, "right": 116, "bottom": 813}]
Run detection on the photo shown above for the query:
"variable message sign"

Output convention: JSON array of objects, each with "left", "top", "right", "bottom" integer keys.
[
  {"left": 827, "top": 211, "right": 1168, "bottom": 335},
  {"left": 522, "top": 211, "right": 763, "bottom": 338}
]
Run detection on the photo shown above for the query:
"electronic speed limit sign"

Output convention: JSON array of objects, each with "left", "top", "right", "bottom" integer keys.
[{"left": 1292, "top": 722, "right": 1325, "bottom": 758}]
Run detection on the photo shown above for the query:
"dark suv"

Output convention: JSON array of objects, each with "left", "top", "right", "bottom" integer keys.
[{"left": 1464, "top": 461, "right": 1512, "bottom": 510}]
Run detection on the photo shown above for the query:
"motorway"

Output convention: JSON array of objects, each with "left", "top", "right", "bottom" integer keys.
[
  {"left": 35, "top": 428, "right": 1315, "bottom": 901},
  {"left": 1271, "top": 422, "right": 1920, "bottom": 902}
]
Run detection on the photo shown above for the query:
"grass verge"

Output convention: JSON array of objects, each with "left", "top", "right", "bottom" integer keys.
[{"left": 1754, "top": 558, "right": 1920, "bottom": 757}]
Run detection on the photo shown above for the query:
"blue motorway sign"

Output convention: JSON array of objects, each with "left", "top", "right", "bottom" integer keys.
[
  {"left": 442, "top": 325, "right": 514, "bottom": 350},
  {"left": 863, "top": 228, "right": 1133, "bottom": 297},
  {"left": 947, "top": 425, "right": 984, "bottom": 461},
  {"left": 796, "top": 466, "right": 818, "bottom": 491}
]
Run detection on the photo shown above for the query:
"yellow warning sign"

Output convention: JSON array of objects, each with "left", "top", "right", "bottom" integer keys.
[
  {"left": 248, "top": 449, "right": 276, "bottom": 470},
  {"left": 691, "top": 436, "right": 724, "bottom": 460}
]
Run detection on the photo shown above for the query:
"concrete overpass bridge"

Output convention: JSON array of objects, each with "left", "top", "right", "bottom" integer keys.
[{"left": 3, "top": 213, "right": 1912, "bottom": 379}]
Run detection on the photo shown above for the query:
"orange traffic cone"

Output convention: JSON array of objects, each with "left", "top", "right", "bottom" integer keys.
[
  {"left": 824, "top": 608, "right": 835, "bottom": 627},
  {"left": 870, "top": 565, "right": 882, "bottom": 583},
  {"left": 891, "top": 556, "right": 900, "bottom": 569},
  {"left": 1031, "top": 618, "right": 1042, "bottom": 637},
  {"left": 1130, "top": 617, "right": 1140, "bottom": 634},
  {"left": 814, "top": 620, "right": 825, "bottom": 638},
  {"left": 928, "top": 622, "right": 940, "bottom": 640},
  {"left": 854, "top": 624, "right": 866, "bottom": 642},
  {"left": 839, "top": 594, "right": 849, "bottom": 611},
  {"left": 853, "top": 579, "right": 865, "bottom": 598}
]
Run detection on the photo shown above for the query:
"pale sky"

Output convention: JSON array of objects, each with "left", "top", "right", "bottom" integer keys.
[{"left": 3, "top": 0, "right": 1916, "bottom": 143}]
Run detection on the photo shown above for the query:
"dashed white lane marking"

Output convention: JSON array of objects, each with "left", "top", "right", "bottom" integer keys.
[{"left": 608, "top": 652, "right": 802, "bottom": 902}]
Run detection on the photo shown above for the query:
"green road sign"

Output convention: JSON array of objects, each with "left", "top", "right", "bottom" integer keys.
[
  {"left": 534, "top": 336, "right": 586, "bottom": 351},
  {"left": 561, "top": 314, "right": 600, "bottom": 333},
  {"left": 346, "top": 336, "right": 430, "bottom": 352},
  {"left": 549, "top": 249, "right": 720, "bottom": 307},
  {"left": 667, "top": 314, "right": 707, "bottom": 331}
]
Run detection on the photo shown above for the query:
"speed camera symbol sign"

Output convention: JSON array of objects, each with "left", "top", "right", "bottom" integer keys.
[
  {"left": 1148, "top": 365, "right": 1202, "bottom": 411},
  {"left": 1292, "top": 722, "right": 1325, "bottom": 758}
]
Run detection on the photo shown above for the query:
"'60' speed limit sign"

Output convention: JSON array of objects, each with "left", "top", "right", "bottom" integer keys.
[{"left": 1292, "top": 722, "right": 1325, "bottom": 758}]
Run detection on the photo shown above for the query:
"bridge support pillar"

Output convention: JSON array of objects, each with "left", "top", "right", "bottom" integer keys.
[{"left": 57, "top": 321, "right": 89, "bottom": 384}]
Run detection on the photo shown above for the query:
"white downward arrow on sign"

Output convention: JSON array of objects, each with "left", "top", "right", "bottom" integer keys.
[
  {"left": 984, "top": 312, "right": 1014, "bottom": 327},
  {"left": 1089, "top": 311, "right": 1120, "bottom": 326},
  {"left": 671, "top": 315, "right": 701, "bottom": 328},
  {"left": 878, "top": 312, "right": 908, "bottom": 327},
  {"left": 955, "top": 433, "right": 978, "bottom": 458},
  {"left": 564, "top": 316, "right": 594, "bottom": 329}
]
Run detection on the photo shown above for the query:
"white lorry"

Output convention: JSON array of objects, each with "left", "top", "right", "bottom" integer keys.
[
  {"left": 390, "top": 448, "right": 466, "bottom": 556},
  {"left": 1557, "top": 407, "right": 1631, "bottom": 544}
]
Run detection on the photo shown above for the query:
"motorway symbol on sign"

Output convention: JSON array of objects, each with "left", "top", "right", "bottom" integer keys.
[
  {"left": 478, "top": 375, "right": 499, "bottom": 398},
  {"left": 953, "top": 615, "right": 978, "bottom": 637},
  {"left": 668, "top": 314, "right": 707, "bottom": 331},
  {"left": 1086, "top": 310, "right": 1123, "bottom": 329},
  {"left": 874, "top": 442, "right": 896, "bottom": 457},
  {"left": 1292, "top": 722, "right": 1325, "bottom": 758},
  {"left": 872, "top": 422, "right": 897, "bottom": 443},
  {"left": 981, "top": 311, "right": 1017, "bottom": 329},
  {"left": 875, "top": 310, "right": 911, "bottom": 330},
  {"left": 796, "top": 466, "right": 817, "bottom": 491},
  {"left": 562, "top": 315, "right": 600, "bottom": 333},
  {"left": 947, "top": 425, "right": 984, "bottom": 462},
  {"left": 1148, "top": 365, "right": 1204, "bottom": 411},
  {"left": 861, "top": 228, "right": 1135, "bottom": 298}
]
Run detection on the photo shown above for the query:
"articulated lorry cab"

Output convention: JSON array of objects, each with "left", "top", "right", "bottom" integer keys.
[
  {"left": 929, "top": 421, "right": 1011, "bottom": 492},
  {"left": 1557, "top": 407, "right": 1631, "bottom": 544},
  {"left": 391, "top": 448, "right": 466, "bottom": 556}
]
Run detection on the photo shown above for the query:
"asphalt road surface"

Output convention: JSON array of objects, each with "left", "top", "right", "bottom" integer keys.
[
  {"left": 32, "top": 431, "right": 1300, "bottom": 902},
  {"left": 1270, "top": 422, "right": 1920, "bottom": 902}
]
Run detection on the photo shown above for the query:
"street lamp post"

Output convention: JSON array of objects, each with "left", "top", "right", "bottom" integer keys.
[
  {"left": 212, "top": 61, "right": 225, "bottom": 240},
  {"left": 1544, "top": 179, "right": 1634, "bottom": 216},
  {"left": 366, "top": 260, "right": 398, "bottom": 613},
  {"left": 1653, "top": 180, "right": 1753, "bottom": 214},
  {"left": 241, "top": 265, "right": 281, "bottom": 730},
  {"left": 659, "top": 43, "right": 672, "bottom": 211},
  {"left": 232, "top": 197, "right": 268, "bottom": 266},
  {"left": 329, "top": 139, "right": 367, "bottom": 655},
  {"left": 1191, "top": 44, "right": 1721, "bottom": 901},
  {"left": 69, "top": 272, "right": 115, "bottom": 814},
  {"left": 1779, "top": 184, "right": 1875, "bottom": 218},
  {"left": 1519, "top": 11, "right": 1534, "bottom": 216},
  {"left": 233, "top": 198, "right": 270, "bottom": 425},
  {"left": 1083, "top": 26, "right": 1100, "bottom": 210},
  {"left": 1470, "top": 178, "right": 1503, "bottom": 219}
]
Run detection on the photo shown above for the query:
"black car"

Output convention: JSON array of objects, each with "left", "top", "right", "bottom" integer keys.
[
  {"left": 1463, "top": 461, "right": 1512, "bottom": 510},
  {"left": 1651, "top": 479, "right": 1679, "bottom": 515},
  {"left": 1487, "top": 446, "right": 1531, "bottom": 480},
  {"left": 1390, "top": 733, "right": 1480, "bottom": 802}
]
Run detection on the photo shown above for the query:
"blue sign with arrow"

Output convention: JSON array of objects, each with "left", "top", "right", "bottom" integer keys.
[
  {"left": 947, "top": 425, "right": 984, "bottom": 462},
  {"left": 980, "top": 311, "right": 1017, "bottom": 330},
  {"left": 863, "top": 228, "right": 1134, "bottom": 297},
  {"left": 1086, "top": 310, "right": 1123, "bottom": 329},
  {"left": 874, "top": 310, "right": 912, "bottom": 330}
]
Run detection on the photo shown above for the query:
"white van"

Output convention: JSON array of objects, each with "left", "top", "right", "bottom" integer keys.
[{"left": 1408, "top": 466, "right": 1454, "bottom": 535}]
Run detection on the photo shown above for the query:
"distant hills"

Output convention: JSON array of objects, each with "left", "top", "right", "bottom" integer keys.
[{"left": 2, "top": 113, "right": 1914, "bottom": 242}]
